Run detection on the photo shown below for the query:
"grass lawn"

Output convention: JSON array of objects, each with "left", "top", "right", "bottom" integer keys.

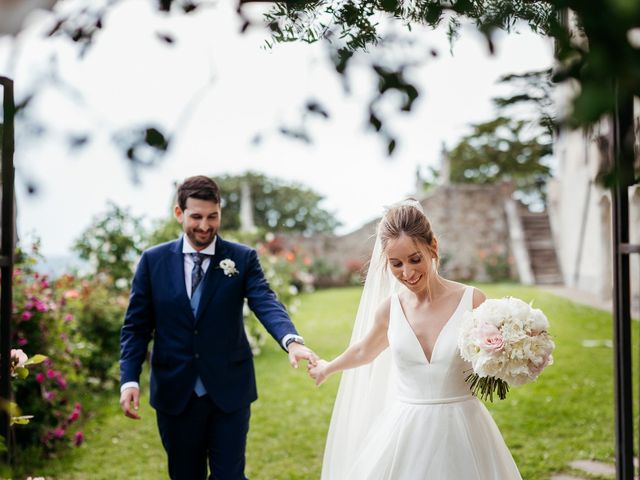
[{"left": 28, "top": 284, "right": 632, "bottom": 479}]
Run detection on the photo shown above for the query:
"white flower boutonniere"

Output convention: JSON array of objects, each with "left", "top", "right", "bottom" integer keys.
[{"left": 219, "top": 259, "right": 239, "bottom": 277}]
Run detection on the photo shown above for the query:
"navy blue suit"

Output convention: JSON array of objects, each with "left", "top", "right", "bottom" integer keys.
[{"left": 120, "top": 236, "right": 298, "bottom": 479}]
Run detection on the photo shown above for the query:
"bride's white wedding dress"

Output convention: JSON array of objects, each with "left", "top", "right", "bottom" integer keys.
[{"left": 343, "top": 286, "right": 522, "bottom": 479}]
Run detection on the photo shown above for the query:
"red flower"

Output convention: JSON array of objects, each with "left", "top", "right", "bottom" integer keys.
[
  {"left": 74, "top": 431, "right": 84, "bottom": 446},
  {"left": 35, "top": 373, "right": 45, "bottom": 384},
  {"left": 68, "top": 410, "right": 80, "bottom": 422}
]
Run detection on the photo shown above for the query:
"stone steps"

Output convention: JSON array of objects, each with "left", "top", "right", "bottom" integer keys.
[{"left": 519, "top": 210, "right": 563, "bottom": 285}]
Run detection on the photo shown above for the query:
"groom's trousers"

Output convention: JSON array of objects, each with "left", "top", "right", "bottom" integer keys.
[{"left": 156, "top": 392, "right": 250, "bottom": 480}]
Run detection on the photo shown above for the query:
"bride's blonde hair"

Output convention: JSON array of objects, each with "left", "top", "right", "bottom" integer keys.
[{"left": 379, "top": 201, "right": 440, "bottom": 294}]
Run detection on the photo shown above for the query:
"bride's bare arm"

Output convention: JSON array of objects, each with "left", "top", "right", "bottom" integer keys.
[{"left": 308, "top": 298, "right": 391, "bottom": 386}]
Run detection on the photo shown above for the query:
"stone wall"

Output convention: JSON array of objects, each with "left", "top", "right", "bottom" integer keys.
[{"left": 283, "top": 183, "right": 513, "bottom": 285}]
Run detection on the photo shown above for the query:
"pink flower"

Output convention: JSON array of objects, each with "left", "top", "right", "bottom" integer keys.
[
  {"left": 41, "top": 279, "right": 49, "bottom": 289},
  {"left": 35, "top": 373, "right": 45, "bottom": 384},
  {"left": 473, "top": 323, "right": 505, "bottom": 353},
  {"left": 45, "top": 391, "right": 56, "bottom": 402},
  {"left": 46, "top": 369, "right": 56, "bottom": 379},
  {"left": 10, "top": 349, "right": 28, "bottom": 376},
  {"left": 74, "top": 431, "right": 84, "bottom": 446},
  {"left": 63, "top": 314, "right": 74, "bottom": 322},
  {"left": 74, "top": 402, "right": 82, "bottom": 411},
  {"left": 17, "top": 337, "right": 28, "bottom": 347},
  {"left": 34, "top": 300, "right": 48, "bottom": 313},
  {"left": 56, "top": 377, "right": 68, "bottom": 390},
  {"left": 68, "top": 410, "right": 80, "bottom": 422},
  {"left": 21, "top": 311, "right": 32, "bottom": 321},
  {"left": 64, "top": 289, "right": 79, "bottom": 299},
  {"left": 53, "top": 427, "right": 65, "bottom": 439}
]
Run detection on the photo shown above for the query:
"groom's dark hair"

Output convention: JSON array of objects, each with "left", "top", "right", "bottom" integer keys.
[{"left": 177, "top": 176, "right": 221, "bottom": 210}]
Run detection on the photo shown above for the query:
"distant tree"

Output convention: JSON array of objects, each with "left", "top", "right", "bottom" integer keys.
[
  {"left": 147, "top": 172, "right": 340, "bottom": 245},
  {"left": 72, "top": 202, "right": 146, "bottom": 290},
  {"left": 448, "top": 116, "right": 552, "bottom": 207},
  {"left": 217, "top": 172, "right": 339, "bottom": 234}
]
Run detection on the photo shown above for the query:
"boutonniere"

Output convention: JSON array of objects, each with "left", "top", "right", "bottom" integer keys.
[{"left": 218, "top": 259, "right": 239, "bottom": 277}]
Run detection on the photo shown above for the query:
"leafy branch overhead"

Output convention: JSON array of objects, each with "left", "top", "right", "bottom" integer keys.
[
  {"left": 3, "top": 0, "right": 638, "bottom": 165},
  {"left": 261, "top": 0, "right": 640, "bottom": 139}
]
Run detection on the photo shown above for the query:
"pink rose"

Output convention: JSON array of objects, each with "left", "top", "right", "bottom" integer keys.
[{"left": 473, "top": 323, "right": 505, "bottom": 353}]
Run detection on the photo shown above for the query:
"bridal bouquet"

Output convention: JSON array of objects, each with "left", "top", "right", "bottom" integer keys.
[{"left": 458, "top": 297, "right": 555, "bottom": 401}]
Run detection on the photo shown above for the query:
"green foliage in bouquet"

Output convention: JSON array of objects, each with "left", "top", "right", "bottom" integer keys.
[{"left": 464, "top": 372, "right": 510, "bottom": 402}]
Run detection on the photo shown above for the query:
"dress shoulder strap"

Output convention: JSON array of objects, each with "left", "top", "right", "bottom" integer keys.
[{"left": 462, "top": 285, "right": 475, "bottom": 311}]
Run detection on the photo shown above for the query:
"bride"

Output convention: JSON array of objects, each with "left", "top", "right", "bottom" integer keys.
[{"left": 308, "top": 200, "right": 522, "bottom": 479}]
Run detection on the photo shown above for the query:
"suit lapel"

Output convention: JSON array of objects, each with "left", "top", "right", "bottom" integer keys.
[
  {"left": 194, "top": 237, "right": 229, "bottom": 323},
  {"left": 168, "top": 238, "right": 196, "bottom": 322}
]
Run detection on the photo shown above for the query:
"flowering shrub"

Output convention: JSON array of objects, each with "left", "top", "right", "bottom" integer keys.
[
  {"left": 228, "top": 232, "right": 315, "bottom": 355},
  {"left": 11, "top": 246, "right": 90, "bottom": 453},
  {"left": 478, "top": 247, "right": 513, "bottom": 282}
]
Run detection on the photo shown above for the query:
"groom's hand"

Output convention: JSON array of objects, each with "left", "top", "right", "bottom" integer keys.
[
  {"left": 288, "top": 342, "right": 319, "bottom": 369},
  {"left": 120, "top": 387, "right": 141, "bottom": 420}
]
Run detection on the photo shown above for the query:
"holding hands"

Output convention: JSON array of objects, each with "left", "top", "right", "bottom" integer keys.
[{"left": 308, "top": 359, "right": 331, "bottom": 386}]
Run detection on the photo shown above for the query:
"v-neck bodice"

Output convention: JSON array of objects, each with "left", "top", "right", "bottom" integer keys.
[{"left": 387, "top": 286, "right": 474, "bottom": 402}]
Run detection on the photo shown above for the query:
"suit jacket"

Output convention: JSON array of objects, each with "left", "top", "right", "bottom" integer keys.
[{"left": 119, "top": 236, "right": 298, "bottom": 415}]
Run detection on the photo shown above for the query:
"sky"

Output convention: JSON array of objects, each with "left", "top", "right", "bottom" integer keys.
[{"left": 0, "top": 0, "right": 554, "bottom": 258}]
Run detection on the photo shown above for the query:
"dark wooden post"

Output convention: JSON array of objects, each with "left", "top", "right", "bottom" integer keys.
[
  {"left": 0, "top": 76, "right": 15, "bottom": 458},
  {"left": 611, "top": 83, "right": 636, "bottom": 480}
]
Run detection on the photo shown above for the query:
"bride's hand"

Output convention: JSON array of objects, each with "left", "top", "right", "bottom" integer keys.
[{"left": 307, "top": 359, "right": 330, "bottom": 386}]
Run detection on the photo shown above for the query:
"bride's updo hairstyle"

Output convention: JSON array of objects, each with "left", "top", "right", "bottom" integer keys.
[{"left": 379, "top": 201, "right": 440, "bottom": 290}]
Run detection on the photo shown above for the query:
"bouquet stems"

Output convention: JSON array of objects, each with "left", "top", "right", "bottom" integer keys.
[{"left": 465, "top": 372, "right": 510, "bottom": 402}]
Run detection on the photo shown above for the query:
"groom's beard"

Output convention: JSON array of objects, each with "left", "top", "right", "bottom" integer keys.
[{"left": 188, "top": 229, "right": 216, "bottom": 248}]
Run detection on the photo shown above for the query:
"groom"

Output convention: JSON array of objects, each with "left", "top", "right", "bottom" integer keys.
[{"left": 119, "top": 175, "right": 318, "bottom": 479}]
